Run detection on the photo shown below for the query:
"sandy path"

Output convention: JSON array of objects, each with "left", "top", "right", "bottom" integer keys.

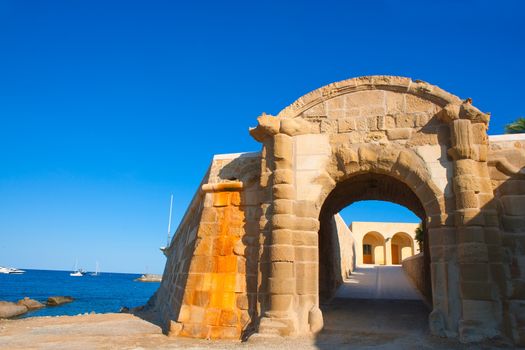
[{"left": 0, "top": 299, "right": 511, "bottom": 349}]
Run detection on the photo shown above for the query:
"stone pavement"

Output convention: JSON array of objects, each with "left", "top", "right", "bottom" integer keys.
[{"left": 334, "top": 265, "right": 422, "bottom": 300}]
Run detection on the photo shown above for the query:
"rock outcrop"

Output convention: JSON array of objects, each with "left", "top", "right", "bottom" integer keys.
[
  {"left": 0, "top": 301, "right": 28, "bottom": 318},
  {"left": 134, "top": 274, "right": 162, "bottom": 282},
  {"left": 17, "top": 297, "right": 45, "bottom": 310},
  {"left": 46, "top": 296, "right": 74, "bottom": 306}
]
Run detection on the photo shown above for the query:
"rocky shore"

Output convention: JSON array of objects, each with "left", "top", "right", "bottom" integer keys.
[{"left": 0, "top": 296, "right": 73, "bottom": 319}]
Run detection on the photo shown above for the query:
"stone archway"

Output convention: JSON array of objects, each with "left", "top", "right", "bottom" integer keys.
[
  {"left": 250, "top": 76, "right": 502, "bottom": 342},
  {"left": 391, "top": 232, "right": 414, "bottom": 264},
  {"left": 317, "top": 171, "right": 430, "bottom": 299},
  {"left": 362, "top": 231, "right": 385, "bottom": 265}
]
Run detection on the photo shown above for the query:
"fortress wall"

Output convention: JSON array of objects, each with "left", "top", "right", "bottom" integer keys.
[
  {"left": 402, "top": 253, "right": 428, "bottom": 300},
  {"left": 148, "top": 152, "right": 263, "bottom": 339},
  {"left": 487, "top": 134, "right": 525, "bottom": 344}
]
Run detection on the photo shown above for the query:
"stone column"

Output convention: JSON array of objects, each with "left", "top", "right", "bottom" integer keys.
[
  {"left": 385, "top": 239, "right": 392, "bottom": 265},
  {"left": 444, "top": 104, "right": 504, "bottom": 342},
  {"left": 251, "top": 115, "right": 324, "bottom": 336},
  {"left": 251, "top": 115, "right": 299, "bottom": 336}
]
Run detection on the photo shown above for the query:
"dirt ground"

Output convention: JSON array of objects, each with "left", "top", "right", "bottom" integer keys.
[{"left": 0, "top": 299, "right": 514, "bottom": 350}]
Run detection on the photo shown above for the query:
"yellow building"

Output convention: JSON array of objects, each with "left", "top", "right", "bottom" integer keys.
[{"left": 349, "top": 221, "right": 420, "bottom": 266}]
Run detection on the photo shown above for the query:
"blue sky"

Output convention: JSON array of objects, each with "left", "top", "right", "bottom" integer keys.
[{"left": 0, "top": 0, "right": 523, "bottom": 273}]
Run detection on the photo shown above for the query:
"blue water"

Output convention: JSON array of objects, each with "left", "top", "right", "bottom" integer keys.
[{"left": 0, "top": 269, "right": 159, "bottom": 318}]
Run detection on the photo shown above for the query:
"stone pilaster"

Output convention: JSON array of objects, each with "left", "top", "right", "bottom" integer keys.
[
  {"left": 445, "top": 109, "right": 504, "bottom": 342},
  {"left": 251, "top": 115, "right": 299, "bottom": 336}
]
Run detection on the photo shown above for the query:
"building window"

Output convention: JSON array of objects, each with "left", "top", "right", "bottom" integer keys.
[{"left": 363, "top": 244, "right": 372, "bottom": 255}]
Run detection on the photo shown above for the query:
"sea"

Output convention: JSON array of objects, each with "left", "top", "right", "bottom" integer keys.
[{"left": 0, "top": 269, "right": 160, "bottom": 318}]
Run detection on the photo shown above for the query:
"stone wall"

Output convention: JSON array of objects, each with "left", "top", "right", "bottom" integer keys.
[
  {"left": 146, "top": 152, "right": 262, "bottom": 339},
  {"left": 402, "top": 253, "right": 429, "bottom": 301},
  {"left": 487, "top": 134, "right": 525, "bottom": 345},
  {"left": 334, "top": 214, "right": 355, "bottom": 279}
]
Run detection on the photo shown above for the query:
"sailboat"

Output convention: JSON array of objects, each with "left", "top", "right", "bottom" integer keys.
[
  {"left": 90, "top": 261, "right": 100, "bottom": 276},
  {"left": 70, "top": 260, "right": 85, "bottom": 277},
  {"left": 160, "top": 194, "right": 174, "bottom": 254}
]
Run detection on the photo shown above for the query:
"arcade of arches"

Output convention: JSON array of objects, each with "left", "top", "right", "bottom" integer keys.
[
  {"left": 147, "top": 76, "right": 525, "bottom": 345},
  {"left": 350, "top": 222, "right": 419, "bottom": 265}
]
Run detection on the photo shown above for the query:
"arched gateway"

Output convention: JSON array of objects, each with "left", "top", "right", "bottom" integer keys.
[{"left": 146, "top": 76, "right": 525, "bottom": 345}]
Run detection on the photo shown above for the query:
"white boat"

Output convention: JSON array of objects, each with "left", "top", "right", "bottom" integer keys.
[
  {"left": 70, "top": 260, "right": 85, "bottom": 277},
  {"left": 90, "top": 261, "right": 100, "bottom": 276},
  {"left": 0, "top": 266, "right": 25, "bottom": 274}
]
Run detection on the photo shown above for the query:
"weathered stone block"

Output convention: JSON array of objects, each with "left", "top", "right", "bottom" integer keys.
[
  {"left": 269, "top": 244, "right": 295, "bottom": 262},
  {"left": 295, "top": 133, "right": 331, "bottom": 155},
  {"left": 455, "top": 208, "right": 485, "bottom": 226},
  {"left": 302, "top": 103, "right": 326, "bottom": 117},
  {"left": 273, "top": 199, "right": 294, "bottom": 215},
  {"left": 428, "top": 227, "right": 457, "bottom": 246},
  {"left": 269, "top": 294, "right": 293, "bottom": 311},
  {"left": 501, "top": 195, "right": 525, "bottom": 216},
  {"left": 458, "top": 242, "right": 488, "bottom": 263},
  {"left": 386, "top": 128, "right": 412, "bottom": 140},
  {"left": 213, "top": 192, "right": 231, "bottom": 207},
  {"left": 325, "top": 95, "right": 345, "bottom": 110},
  {"left": 354, "top": 117, "right": 368, "bottom": 131},
  {"left": 405, "top": 94, "right": 437, "bottom": 114},
  {"left": 213, "top": 236, "right": 235, "bottom": 256},
  {"left": 385, "top": 91, "right": 404, "bottom": 114},
  {"left": 360, "top": 105, "right": 385, "bottom": 117},
  {"left": 460, "top": 282, "right": 494, "bottom": 300},
  {"left": 457, "top": 226, "right": 485, "bottom": 244},
  {"left": 271, "top": 261, "right": 295, "bottom": 279},
  {"left": 268, "top": 277, "right": 295, "bottom": 294},
  {"left": 345, "top": 90, "right": 384, "bottom": 108},
  {"left": 502, "top": 215, "right": 525, "bottom": 233},
  {"left": 296, "top": 275, "right": 317, "bottom": 295},
  {"left": 461, "top": 299, "right": 497, "bottom": 323},
  {"left": 460, "top": 263, "right": 489, "bottom": 282},
  {"left": 293, "top": 201, "right": 318, "bottom": 218},
  {"left": 273, "top": 169, "right": 293, "bottom": 184},
  {"left": 216, "top": 256, "right": 238, "bottom": 274},
  {"left": 190, "top": 256, "right": 216, "bottom": 273},
  {"left": 367, "top": 116, "right": 379, "bottom": 130},
  {"left": 272, "top": 229, "right": 293, "bottom": 245},
  {"left": 320, "top": 119, "right": 338, "bottom": 133},
  {"left": 337, "top": 118, "right": 355, "bottom": 133},
  {"left": 293, "top": 230, "right": 318, "bottom": 246},
  {"left": 273, "top": 184, "right": 295, "bottom": 199},
  {"left": 395, "top": 114, "right": 415, "bottom": 128},
  {"left": 385, "top": 115, "right": 396, "bottom": 129},
  {"left": 201, "top": 207, "right": 218, "bottom": 223},
  {"left": 295, "top": 246, "right": 318, "bottom": 262},
  {"left": 194, "top": 237, "right": 214, "bottom": 256},
  {"left": 484, "top": 228, "right": 501, "bottom": 245},
  {"left": 280, "top": 118, "right": 315, "bottom": 136}
]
